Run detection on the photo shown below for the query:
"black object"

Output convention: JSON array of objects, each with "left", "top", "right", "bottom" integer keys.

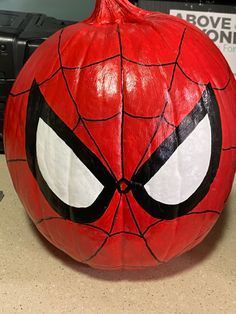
[
  {"left": 0, "top": 190, "right": 4, "bottom": 201},
  {"left": 0, "top": 10, "right": 75, "bottom": 153}
]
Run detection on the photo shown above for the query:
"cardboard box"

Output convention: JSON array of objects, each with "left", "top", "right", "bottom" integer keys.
[{"left": 139, "top": 1, "right": 236, "bottom": 76}]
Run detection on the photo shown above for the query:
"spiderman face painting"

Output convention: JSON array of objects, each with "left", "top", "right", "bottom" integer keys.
[{"left": 4, "top": 0, "right": 236, "bottom": 269}]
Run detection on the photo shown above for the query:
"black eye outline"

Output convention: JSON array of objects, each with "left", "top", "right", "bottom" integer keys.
[
  {"left": 131, "top": 84, "right": 222, "bottom": 220},
  {"left": 26, "top": 82, "right": 222, "bottom": 223},
  {"left": 26, "top": 81, "right": 117, "bottom": 223}
]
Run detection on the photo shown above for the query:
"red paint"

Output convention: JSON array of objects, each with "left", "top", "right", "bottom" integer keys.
[{"left": 4, "top": 0, "right": 236, "bottom": 269}]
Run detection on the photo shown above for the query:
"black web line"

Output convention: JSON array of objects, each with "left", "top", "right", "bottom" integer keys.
[
  {"left": 35, "top": 194, "right": 161, "bottom": 264},
  {"left": 36, "top": 216, "right": 65, "bottom": 225},
  {"left": 176, "top": 63, "right": 231, "bottom": 91},
  {"left": 82, "top": 112, "right": 121, "bottom": 123},
  {"left": 83, "top": 224, "right": 109, "bottom": 235},
  {"left": 35, "top": 208, "right": 221, "bottom": 263},
  {"left": 132, "top": 29, "right": 187, "bottom": 177},
  {"left": 36, "top": 208, "right": 220, "bottom": 227},
  {"left": 124, "top": 111, "right": 161, "bottom": 120},
  {"left": 64, "top": 56, "right": 177, "bottom": 71},
  {"left": 36, "top": 194, "right": 118, "bottom": 236},
  {"left": 38, "top": 68, "right": 61, "bottom": 86},
  {"left": 125, "top": 195, "right": 162, "bottom": 263},
  {"left": 117, "top": 25, "right": 125, "bottom": 179},
  {"left": 143, "top": 220, "right": 164, "bottom": 236},
  {"left": 177, "top": 64, "right": 206, "bottom": 88},
  {"left": 8, "top": 55, "right": 178, "bottom": 98},
  {"left": 110, "top": 231, "right": 142, "bottom": 238},
  {"left": 63, "top": 54, "right": 120, "bottom": 70},
  {"left": 122, "top": 56, "right": 176, "bottom": 67},
  {"left": 36, "top": 215, "right": 111, "bottom": 236},
  {"left": 7, "top": 159, "right": 27, "bottom": 163},
  {"left": 10, "top": 55, "right": 121, "bottom": 97},
  {"left": 125, "top": 195, "right": 143, "bottom": 235},
  {"left": 82, "top": 238, "right": 109, "bottom": 263},
  {"left": 208, "top": 68, "right": 231, "bottom": 91},
  {"left": 81, "top": 121, "right": 117, "bottom": 179},
  {"left": 132, "top": 106, "right": 167, "bottom": 177},
  {"left": 222, "top": 146, "right": 236, "bottom": 151},
  {"left": 124, "top": 112, "right": 176, "bottom": 128},
  {"left": 143, "top": 210, "right": 221, "bottom": 236},
  {"left": 58, "top": 30, "right": 80, "bottom": 120},
  {"left": 185, "top": 210, "right": 221, "bottom": 216},
  {"left": 72, "top": 117, "right": 81, "bottom": 132},
  {"left": 163, "top": 116, "right": 176, "bottom": 128},
  {"left": 9, "top": 26, "right": 230, "bottom": 100},
  {"left": 108, "top": 194, "right": 122, "bottom": 235},
  {"left": 85, "top": 194, "right": 122, "bottom": 240},
  {"left": 169, "top": 28, "right": 187, "bottom": 92},
  {"left": 82, "top": 195, "right": 123, "bottom": 263},
  {"left": 10, "top": 57, "right": 123, "bottom": 98},
  {"left": 10, "top": 68, "right": 61, "bottom": 97},
  {"left": 57, "top": 29, "right": 116, "bottom": 180}
]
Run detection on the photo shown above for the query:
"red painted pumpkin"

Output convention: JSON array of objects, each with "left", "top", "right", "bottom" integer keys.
[{"left": 4, "top": 0, "right": 236, "bottom": 269}]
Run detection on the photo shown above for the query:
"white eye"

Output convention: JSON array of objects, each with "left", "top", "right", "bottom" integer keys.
[
  {"left": 36, "top": 118, "right": 104, "bottom": 208},
  {"left": 144, "top": 115, "right": 212, "bottom": 205}
]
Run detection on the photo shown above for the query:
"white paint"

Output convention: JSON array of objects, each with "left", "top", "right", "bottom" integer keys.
[
  {"left": 36, "top": 118, "right": 104, "bottom": 207},
  {"left": 144, "top": 115, "right": 212, "bottom": 205}
]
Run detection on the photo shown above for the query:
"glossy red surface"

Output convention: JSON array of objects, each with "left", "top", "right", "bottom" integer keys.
[{"left": 4, "top": 0, "right": 236, "bottom": 269}]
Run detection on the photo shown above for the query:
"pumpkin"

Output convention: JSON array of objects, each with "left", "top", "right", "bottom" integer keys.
[{"left": 4, "top": 0, "right": 236, "bottom": 270}]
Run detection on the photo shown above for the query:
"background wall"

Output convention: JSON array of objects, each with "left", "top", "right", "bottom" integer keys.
[{"left": 0, "top": 0, "right": 96, "bottom": 21}]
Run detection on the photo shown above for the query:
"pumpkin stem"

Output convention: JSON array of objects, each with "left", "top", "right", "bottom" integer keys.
[{"left": 84, "top": 0, "right": 148, "bottom": 24}]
